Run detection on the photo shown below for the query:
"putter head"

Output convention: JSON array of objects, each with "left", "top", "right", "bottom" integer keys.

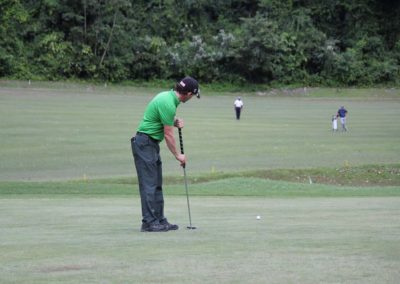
[{"left": 187, "top": 226, "right": 197, "bottom": 230}]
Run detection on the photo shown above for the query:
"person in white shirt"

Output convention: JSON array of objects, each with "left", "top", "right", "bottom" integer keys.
[{"left": 234, "top": 97, "right": 244, "bottom": 120}]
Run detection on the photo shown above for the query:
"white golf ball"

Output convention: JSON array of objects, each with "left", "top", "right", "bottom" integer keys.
[{"left": 256, "top": 215, "right": 261, "bottom": 220}]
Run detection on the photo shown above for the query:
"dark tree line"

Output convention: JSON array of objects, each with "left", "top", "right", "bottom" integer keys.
[{"left": 1, "top": 0, "right": 399, "bottom": 85}]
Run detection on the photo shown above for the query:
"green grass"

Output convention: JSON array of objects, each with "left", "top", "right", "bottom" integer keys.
[
  {"left": 1, "top": 83, "right": 400, "bottom": 283},
  {"left": 1, "top": 196, "right": 399, "bottom": 283},
  {"left": 1, "top": 178, "right": 399, "bottom": 198},
  {"left": 1, "top": 83, "right": 400, "bottom": 181},
  {"left": 1, "top": 164, "right": 400, "bottom": 197}
]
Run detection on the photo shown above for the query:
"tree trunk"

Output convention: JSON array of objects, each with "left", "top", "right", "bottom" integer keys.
[
  {"left": 99, "top": 12, "right": 117, "bottom": 66},
  {"left": 83, "top": 0, "right": 87, "bottom": 42}
]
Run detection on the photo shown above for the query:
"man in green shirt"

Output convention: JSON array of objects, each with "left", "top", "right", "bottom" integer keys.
[{"left": 131, "top": 76, "right": 200, "bottom": 232}]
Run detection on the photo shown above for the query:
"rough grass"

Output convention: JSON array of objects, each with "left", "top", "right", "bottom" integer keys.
[
  {"left": 1, "top": 164, "right": 399, "bottom": 198},
  {"left": 114, "top": 163, "right": 400, "bottom": 187}
]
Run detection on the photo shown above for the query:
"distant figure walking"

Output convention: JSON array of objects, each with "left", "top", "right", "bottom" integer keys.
[
  {"left": 234, "top": 97, "right": 244, "bottom": 120},
  {"left": 332, "top": 115, "right": 338, "bottom": 132},
  {"left": 337, "top": 106, "right": 348, "bottom": 131}
]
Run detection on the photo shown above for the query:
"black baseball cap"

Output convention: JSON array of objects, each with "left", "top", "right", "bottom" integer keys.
[{"left": 177, "top": 76, "right": 200, "bottom": 98}]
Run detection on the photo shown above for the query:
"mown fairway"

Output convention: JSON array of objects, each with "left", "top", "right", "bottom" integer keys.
[
  {"left": 0, "top": 83, "right": 399, "bottom": 180},
  {"left": 1, "top": 82, "right": 400, "bottom": 283}
]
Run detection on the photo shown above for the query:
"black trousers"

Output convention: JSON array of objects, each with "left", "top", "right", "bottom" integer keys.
[
  {"left": 131, "top": 133, "right": 165, "bottom": 225},
  {"left": 235, "top": 107, "right": 242, "bottom": 119}
]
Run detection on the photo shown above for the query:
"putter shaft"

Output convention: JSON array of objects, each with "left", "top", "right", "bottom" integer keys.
[
  {"left": 179, "top": 128, "right": 196, "bottom": 229},
  {"left": 183, "top": 166, "right": 194, "bottom": 228}
]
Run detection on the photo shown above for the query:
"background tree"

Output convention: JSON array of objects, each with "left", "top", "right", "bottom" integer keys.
[
  {"left": 0, "top": 0, "right": 29, "bottom": 77},
  {"left": 0, "top": 0, "right": 399, "bottom": 85}
]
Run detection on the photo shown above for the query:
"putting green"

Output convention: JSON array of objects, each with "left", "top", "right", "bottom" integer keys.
[{"left": 0, "top": 196, "right": 399, "bottom": 283}]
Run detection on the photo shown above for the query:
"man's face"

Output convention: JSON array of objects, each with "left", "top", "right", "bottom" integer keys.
[{"left": 181, "top": 93, "right": 194, "bottom": 103}]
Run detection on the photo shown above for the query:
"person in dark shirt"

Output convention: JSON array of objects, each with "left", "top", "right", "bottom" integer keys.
[{"left": 336, "top": 106, "right": 348, "bottom": 131}]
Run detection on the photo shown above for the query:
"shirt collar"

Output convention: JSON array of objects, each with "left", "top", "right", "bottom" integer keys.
[{"left": 171, "top": 89, "right": 180, "bottom": 106}]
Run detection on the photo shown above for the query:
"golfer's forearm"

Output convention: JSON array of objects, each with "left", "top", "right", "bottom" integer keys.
[
  {"left": 164, "top": 126, "right": 179, "bottom": 159},
  {"left": 165, "top": 137, "right": 179, "bottom": 158}
]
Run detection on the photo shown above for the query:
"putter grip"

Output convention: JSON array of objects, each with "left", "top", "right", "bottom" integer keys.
[{"left": 178, "top": 128, "right": 184, "bottom": 154}]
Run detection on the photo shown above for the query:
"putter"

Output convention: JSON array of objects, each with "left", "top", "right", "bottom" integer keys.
[{"left": 178, "top": 128, "right": 196, "bottom": 230}]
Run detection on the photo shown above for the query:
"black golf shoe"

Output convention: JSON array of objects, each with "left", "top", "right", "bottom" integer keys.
[
  {"left": 160, "top": 220, "right": 179, "bottom": 231},
  {"left": 140, "top": 223, "right": 168, "bottom": 232}
]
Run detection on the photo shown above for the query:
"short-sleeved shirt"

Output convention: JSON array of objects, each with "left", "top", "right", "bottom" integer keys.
[
  {"left": 137, "top": 90, "right": 180, "bottom": 141},
  {"left": 234, "top": 99, "right": 243, "bottom": 108},
  {"left": 337, "top": 108, "right": 347, "bottom": 118}
]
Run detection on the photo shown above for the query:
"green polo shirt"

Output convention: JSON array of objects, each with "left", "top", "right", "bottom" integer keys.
[{"left": 137, "top": 90, "right": 180, "bottom": 141}]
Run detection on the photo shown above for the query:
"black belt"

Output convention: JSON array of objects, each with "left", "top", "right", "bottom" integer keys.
[{"left": 136, "top": 132, "right": 160, "bottom": 144}]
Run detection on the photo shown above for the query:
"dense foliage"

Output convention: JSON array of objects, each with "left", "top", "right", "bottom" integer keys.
[{"left": 1, "top": 0, "right": 399, "bottom": 85}]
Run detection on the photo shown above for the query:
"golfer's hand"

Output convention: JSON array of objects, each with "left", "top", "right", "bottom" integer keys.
[
  {"left": 176, "top": 153, "right": 186, "bottom": 167},
  {"left": 174, "top": 118, "right": 184, "bottom": 128}
]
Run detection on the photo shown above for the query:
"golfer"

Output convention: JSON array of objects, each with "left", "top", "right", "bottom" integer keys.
[
  {"left": 337, "top": 106, "right": 348, "bottom": 131},
  {"left": 234, "top": 97, "right": 244, "bottom": 120},
  {"left": 131, "top": 76, "right": 200, "bottom": 232}
]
